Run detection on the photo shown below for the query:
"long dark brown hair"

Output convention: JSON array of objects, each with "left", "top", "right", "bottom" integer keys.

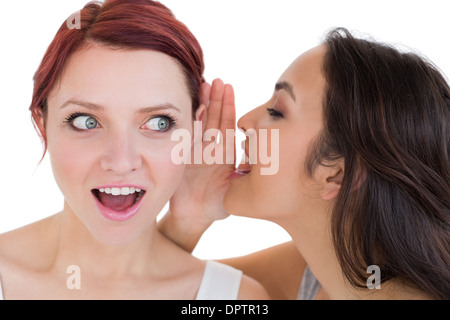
[{"left": 308, "top": 28, "right": 450, "bottom": 299}]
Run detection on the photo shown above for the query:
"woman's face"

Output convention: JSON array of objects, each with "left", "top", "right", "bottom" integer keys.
[
  {"left": 45, "top": 44, "right": 193, "bottom": 244},
  {"left": 224, "top": 45, "right": 329, "bottom": 223}
]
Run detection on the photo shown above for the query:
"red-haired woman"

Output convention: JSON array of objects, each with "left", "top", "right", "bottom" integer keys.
[{"left": 0, "top": 0, "right": 269, "bottom": 300}]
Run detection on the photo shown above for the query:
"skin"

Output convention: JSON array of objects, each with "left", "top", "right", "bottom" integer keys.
[
  {"left": 0, "top": 44, "right": 269, "bottom": 300},
  {"left": 224, "top": 44, "right": 346, "bottom": 299},
  {"left": 221, "top": 45, "right": 330, "bottom": 299},
  {"left": 160, "top": 44, "right": 432, "bottom": 300}
]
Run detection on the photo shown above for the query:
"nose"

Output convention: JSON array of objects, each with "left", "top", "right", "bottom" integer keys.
[
  {"left": 100, "top": 130, "right": 143, "bottom": 175},
  {"left": 237, "top": 105, "right": 264, "bottom": 133},
  {"left": 237, "top": 106, "right": 264, "bottom": 163}
]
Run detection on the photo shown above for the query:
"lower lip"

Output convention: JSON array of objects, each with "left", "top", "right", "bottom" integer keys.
[
  {"left": 229, "top": 169, "right": 251, "bottom": 180},
  {"left": 93, "top": 193, "right": 145, "bottom": 222}
]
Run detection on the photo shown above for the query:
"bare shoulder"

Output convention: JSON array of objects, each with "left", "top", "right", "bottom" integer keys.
[
  {"left": 222, "top": 241, "right": 306, "bottom": 299},
  {"left": 0, "top": 214, "right": 60, "bottom": 270},
  {"left": 237, "top": 274, "right": 271, "bottom": 300}
]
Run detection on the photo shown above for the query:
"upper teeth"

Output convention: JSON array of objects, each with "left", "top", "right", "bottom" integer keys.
[{"left": 99, "top": 187, "right": 142, "bottom": 196}]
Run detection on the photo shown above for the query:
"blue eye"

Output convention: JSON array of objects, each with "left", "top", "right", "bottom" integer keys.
[
  {"left": 144, "top": 116, "right": 175, "bottom": 132},
  {"left": 65, "top": 113, "right": 99, "bottom": 130},
  {"left": 74, "top": 116, "right": 98, "bottom": 129}
]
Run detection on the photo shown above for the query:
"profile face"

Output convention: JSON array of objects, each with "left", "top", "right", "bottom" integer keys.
[
  {"left": 224, "top": 45, "right": 327, "bottom": 223},
  {"left": 45, "top": 44, "right": 193, "bottom": 244}
]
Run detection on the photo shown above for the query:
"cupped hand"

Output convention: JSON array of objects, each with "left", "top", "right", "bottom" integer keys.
[{"left": 169, "top": 78, "right": 237, "bottom": 228}]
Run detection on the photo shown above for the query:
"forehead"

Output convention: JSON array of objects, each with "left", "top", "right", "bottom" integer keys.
[
  {"left": 48, "top": 44, "right": 191, "bottom": 113},
  {"left": 278, "top": 44, "right": 326, "bottom": 108}
]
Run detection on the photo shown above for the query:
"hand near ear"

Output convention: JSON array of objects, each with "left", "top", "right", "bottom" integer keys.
[
  {"left": 159, "top": 78, "right": 237, "bottom": 252},
  {"left": 194, "top": 81, "right": 211, "bottom": 122}
]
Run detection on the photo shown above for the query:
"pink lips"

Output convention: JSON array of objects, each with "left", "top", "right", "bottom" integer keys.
[
  {"left": 230, "top": 141, "right": 252, "bottom": 180},
  {"left": 229, "top": 168, "right": 251, "bottom": 180},
  {"left": 92, "top": 185, "right": 146, "bottom": 222},
  {"left": 230, "top": 158, "right": 252, "bottom": 180}
]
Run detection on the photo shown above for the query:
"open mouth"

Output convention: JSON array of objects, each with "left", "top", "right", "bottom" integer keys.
[
  {"left": 230, "top": 153, "right": 252, "bottom": 180},
  {"left": 91, "top": 187, "right": 146, "bottom": 221}
]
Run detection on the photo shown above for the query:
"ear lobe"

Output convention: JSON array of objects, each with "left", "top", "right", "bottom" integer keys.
[{"left": 320, "top": 167, "right": 344, "bottom": 201}]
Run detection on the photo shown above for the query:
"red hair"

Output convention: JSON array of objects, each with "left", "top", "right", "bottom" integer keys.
[{"left": 30, "top": 0, "right": 204, "bottom": 155}]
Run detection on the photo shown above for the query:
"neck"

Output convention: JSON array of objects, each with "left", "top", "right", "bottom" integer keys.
[
  {"left": 275, "top": 213, "right": 355, "bottom": 299},
  {"left": 51, "top": 203, "right": 165, "bottom": 278},
  {"left": 273, "top": 209, "right": 431, "bottom": 300}
]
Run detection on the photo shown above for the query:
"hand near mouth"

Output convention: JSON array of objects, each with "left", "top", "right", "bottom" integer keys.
[{"left": 159, "top": 79, "right": 237, "bottom": 252}]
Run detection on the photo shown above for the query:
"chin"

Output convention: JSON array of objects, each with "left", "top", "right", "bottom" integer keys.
[
  {"left": 223, "top": 184, "right": 254, "bottom": 218},
  {"left": 64, "top": 200, "right": 150, "bottom": 246},
  {"left": 224, "top": 178, "right": 286, "bottom": 222}
]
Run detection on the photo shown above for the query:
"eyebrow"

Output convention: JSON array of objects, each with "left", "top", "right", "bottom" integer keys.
[
  {"left": 275, "top": 81, "right": 296, "bottom": 101},
  {"left": 60, "top": 99, "right": 181, "bottom": 113},
  {"left": 60, "top": 99, "right": 104, "bottom": 111},
  {"left": 138, "top": 104, "right": 181, "bottom": 114}
]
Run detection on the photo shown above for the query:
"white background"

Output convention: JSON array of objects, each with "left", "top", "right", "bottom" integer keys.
[{"left": 0, "top": 0, "right": 449, "bottom": 259}]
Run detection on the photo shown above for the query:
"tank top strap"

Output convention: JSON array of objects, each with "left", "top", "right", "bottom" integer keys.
[
  {"left": 196, "top": 260, "right": 243, "bottom": 300},
  {"left": 297, "top": 265, "right": 321, "bottom": 300}
]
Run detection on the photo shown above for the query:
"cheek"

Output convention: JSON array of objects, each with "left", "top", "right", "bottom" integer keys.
[
  {"left": 250, "top": 133, "right": 313, "bottom": 214},
  {"left": 253, "top": 166, "right": 301, "bottom": 213},
  {"left": 142, "top": 141, "right": 186, "bottom": 192},
  {"left": 47, "top": 135, "right": 95, "bottom": 192}
]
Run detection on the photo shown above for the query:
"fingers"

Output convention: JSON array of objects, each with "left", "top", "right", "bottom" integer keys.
[
  {"left": 205, "top": 78, "right": 225, "bottom": 132},
  {"left": 202, "top": 79, "right": 236, "bottom": 165},
  {"left": 220, "top": 84, "right": 236, "bottom": 133},
  {"left": 204, "top": 79, "right": 236, "bottom": 132},
  {"left": 221, "top": 84, "right": 236, "bottom": 164}
]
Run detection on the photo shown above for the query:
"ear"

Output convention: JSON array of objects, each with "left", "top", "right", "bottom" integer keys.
[
  {"left": 195, "top": 81, "right": 210, "bottom": 123},
  {"left": 195, "top": 103, "right": 206, "bottom": 122},
  {"left": 191, "top": 104, "right": 206, "bottom": 148},
  {"left": 319, "top": 160, "right": 345, "bottom": 201},
  {"left": 36, "top": 107, "right": 46, "bottom": 137},
  {"left": 199, "top": 82, "right": 211, "bottom": 107}
]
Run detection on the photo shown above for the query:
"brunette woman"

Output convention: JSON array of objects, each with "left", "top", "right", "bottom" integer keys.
[{"left": 161, "top": 27, "right": 450, "bottom": 300}]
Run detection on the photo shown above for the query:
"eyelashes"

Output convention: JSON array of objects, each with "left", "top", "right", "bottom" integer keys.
[
  {"left": 63, "top": 112, "right": 178, "bottom": 132},
  {"left": 64, "top": 112, "right": 98, "bottom": 131},
  {"left": 266, "top": 108, "right": 284, "bottom": 118},
  {"left": 142, "top": 113, "right": 177, "bottom": 132},
  {"left": 64, "top": 112, "right": 89, "bottom": 123}
]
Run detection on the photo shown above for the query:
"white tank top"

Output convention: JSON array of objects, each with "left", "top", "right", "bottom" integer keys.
[
  {"left": 0, "top": 260, "right": 242, "bottom": 300},
  {"left": 196, "top": 260, "right": 243, "bottom": 300}
]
